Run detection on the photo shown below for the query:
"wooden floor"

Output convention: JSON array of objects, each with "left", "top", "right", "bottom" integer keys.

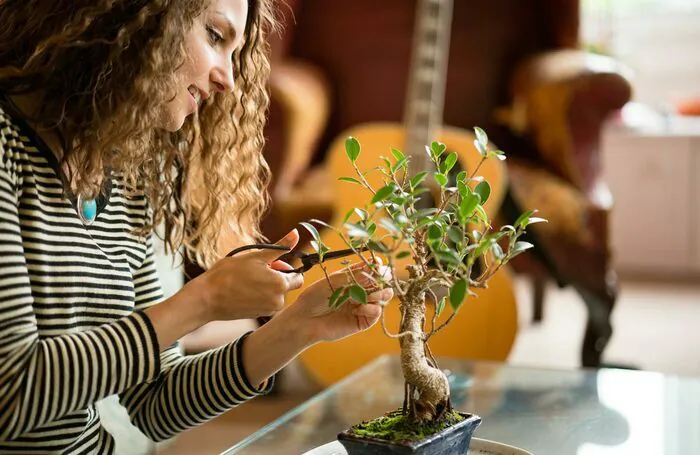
[{"left": 152, "top": 278, "right": 700, "bottom": 455}]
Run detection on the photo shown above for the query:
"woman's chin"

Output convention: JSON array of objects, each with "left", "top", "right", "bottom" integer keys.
[{"left": 160, "top": 113, "right": 188, "bottom": 133}]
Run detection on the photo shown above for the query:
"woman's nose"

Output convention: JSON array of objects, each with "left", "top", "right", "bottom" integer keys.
[{"left": 211, "top": 63, "right": 235, "bottom": 93}]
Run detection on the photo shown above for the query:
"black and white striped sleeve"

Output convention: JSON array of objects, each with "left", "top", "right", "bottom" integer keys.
[
  {"left": 0, "top": 149, "right": 162, "bottom": 442},
  {"left": 118, "top": 235, "right": 273, "bottom": 442}
]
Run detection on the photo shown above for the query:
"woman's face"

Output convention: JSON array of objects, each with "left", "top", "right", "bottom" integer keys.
[{"left": 161, "top": 0, "right": 248, "bottom": 132}]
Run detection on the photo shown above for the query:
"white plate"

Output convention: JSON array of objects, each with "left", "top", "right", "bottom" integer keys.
[{"left": 302, "top": 437, "right": 533, "bottom": 455}]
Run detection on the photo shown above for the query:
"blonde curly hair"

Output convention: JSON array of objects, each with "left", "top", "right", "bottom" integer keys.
[{"left": 0, "top": 0, "right": 277, "bottom": 269}]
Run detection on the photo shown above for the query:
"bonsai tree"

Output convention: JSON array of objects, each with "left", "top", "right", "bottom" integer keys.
[{"left": 300, "top": 127, "right": 545, "bottom": 433}]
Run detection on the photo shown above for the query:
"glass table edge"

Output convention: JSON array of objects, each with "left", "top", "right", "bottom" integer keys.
[{"left": 220, "top": 354, "right": 394, "bottom": 454}]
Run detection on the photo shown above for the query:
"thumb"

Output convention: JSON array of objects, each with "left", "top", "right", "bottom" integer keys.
[
  {"left": 276, "top": 228, "right": 299, "bottom": 250},
  {"left": 257, "top": 229, "right": 299, "bottom": 262}
]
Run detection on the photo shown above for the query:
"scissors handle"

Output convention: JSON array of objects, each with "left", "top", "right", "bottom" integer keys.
[{"left": 225, "top": 243, "right": 290, "bottom": 257}]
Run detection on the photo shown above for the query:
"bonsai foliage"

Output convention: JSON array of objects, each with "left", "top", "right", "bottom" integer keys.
[{"left": 301, "top": 127, "right": 545, "bottom": 424}]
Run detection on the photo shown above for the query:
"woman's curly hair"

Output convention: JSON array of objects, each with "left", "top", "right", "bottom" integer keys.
[{"left": 0, "top": 0, "right": 277, "bottom": 269}]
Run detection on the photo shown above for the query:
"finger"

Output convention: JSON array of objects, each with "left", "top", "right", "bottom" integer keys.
[
  {"left": 368, "top": 288, "right": 394, "bottom": 303},
  {"left": 270, "top": 260, "right": 295, "bottom": 272},
  {"left": 281, "top": 270, "right": 304, "bottom": 291},
  {"left": 351, "top": 303, "right": 382, "bottom": 330},
  {"left": 256, "top": 229, "right": 300, "bottom": 262}
]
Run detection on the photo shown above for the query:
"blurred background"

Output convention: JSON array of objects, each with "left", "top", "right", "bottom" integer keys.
[{"left": 145, "top": 0, "right": 700, "bottom": 453}]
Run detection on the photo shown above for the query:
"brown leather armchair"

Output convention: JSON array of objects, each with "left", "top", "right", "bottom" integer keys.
[{"left": 256, "top": 0, "right": 633, "bottom": 368}]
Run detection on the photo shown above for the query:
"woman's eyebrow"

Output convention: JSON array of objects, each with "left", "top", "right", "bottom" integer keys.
[{"left": 215, "top": 11, "right": 238, "bottom": 40}]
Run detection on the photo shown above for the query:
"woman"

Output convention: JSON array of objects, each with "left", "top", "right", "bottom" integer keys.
[{"left": 0, "top": 0, "right": 392, "bottom": 453}]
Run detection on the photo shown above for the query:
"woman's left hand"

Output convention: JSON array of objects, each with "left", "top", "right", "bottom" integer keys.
[{"left": 285, "top": 260, "right": 394, "bottom": 344}]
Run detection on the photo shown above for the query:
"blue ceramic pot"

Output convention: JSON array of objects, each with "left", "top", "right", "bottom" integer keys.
[{"left": 337, "top": 412, "right": 482, "bottom": 455}]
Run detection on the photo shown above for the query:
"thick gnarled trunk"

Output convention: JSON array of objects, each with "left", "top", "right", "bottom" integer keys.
[{"left": 399, "top": 291, "right": 450, "bottom": 422}]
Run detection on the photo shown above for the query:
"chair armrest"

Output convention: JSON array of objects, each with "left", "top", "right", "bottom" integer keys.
[
  {"left": 497, "top": 50, "right": 633, "bottom": 193},
  {"left": 510, "top": 49, "right": 633, "bottom": 100}
]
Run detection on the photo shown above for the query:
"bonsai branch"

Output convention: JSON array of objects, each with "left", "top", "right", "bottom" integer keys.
[
  {"left": 425, "top": 311, "right": 458, "bottom": 341},
  {"left": 379, "top": 305, "right": 413, "bottom": 339}
]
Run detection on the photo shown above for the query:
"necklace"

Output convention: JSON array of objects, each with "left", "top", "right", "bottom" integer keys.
[
  {"left": 1, "top": 93, "right": 102, "bottom": 226},
  {"left": 77, "top": 194, "right": 97, "bottom": 225}
]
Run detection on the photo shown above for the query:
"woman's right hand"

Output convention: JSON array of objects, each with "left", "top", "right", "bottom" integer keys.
[{"left": 184, "top": 230, "right": 304, "bottom": 322}]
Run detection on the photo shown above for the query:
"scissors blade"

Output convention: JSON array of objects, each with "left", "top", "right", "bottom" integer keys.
[{"left": 299, "top": 246, "right": 370, "bottom": 270}]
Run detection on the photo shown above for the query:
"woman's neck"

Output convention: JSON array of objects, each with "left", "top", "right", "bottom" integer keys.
[{"left": 6, "top": 92, "right": 65, "bottom": 161}]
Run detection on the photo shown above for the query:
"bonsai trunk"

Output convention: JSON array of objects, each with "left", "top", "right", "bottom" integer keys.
[{"left": 399, "top": 289, "right": 451, "bottom": 423}]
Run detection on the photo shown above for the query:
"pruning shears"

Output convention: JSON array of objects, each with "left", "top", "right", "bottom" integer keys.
[
  {"left": 226, "top": 243, "right": 368, "bottom": 274},
  {"left": 225, "top": 243, "right": 369, "bottom": 325}
]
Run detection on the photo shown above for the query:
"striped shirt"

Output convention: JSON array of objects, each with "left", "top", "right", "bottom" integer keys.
[{"left": 0, "top": 102, "right": 272, "bottom": 454}]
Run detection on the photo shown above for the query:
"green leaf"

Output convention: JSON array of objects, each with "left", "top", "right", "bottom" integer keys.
[
  {"left": 345, "top": 223, "right": 370, "bottom": 238},
  {"left": 379, "top": 217, "right": 401, "bottom": 234},
  {"left": 434, "top": 173, "right": 448, "bottom": 187},
  {"left": 338, "top": 177, "right": 362, "bottom": 185},
  {"left": 410, "top": 171, "right": 429, "bottom": 190},
  {"left": 392, "top": 157, "right": 408, "bottom": 173},
  {"left": 352, "top": 208, "right": 368, "bottom": 221},
  {"left": 309, "top": 218, "right": 334, "bottom": 230},
  {"left": 440, "top": 152, "right": 458, "bottom": 174},
  {"left": 299, "top": 221, "right": 321, "bottom": 244},
  {"left": 474, "top": 127, "right": 488, "bottom": 148},
  {"left": 527, "top": 217, "right": 548, "bottom": 225},
  {"left": 447, "top": 226, "right": 464, "bottom": 244},
  {"left": 430, "top": 141, "right": 447, "bottom": 161},
  {"left": 436, "top": 296, "right": 447, "bottom": 317},
  {"left": 310, "top": 240, "right": 330, "bottom": 260},
  {"left": 475, "top": 237, "right": 496, "bottom": 258},
  {"left": 488, "top": 150, "right": 506, "bottom": 161},
  {"left": 371, "top": 184, "right": 396, "bottom": 204},
  {"left": 427, "top": 224, "right": 442, "bottom": 241},
  {"left": 343, "top": 209, "right": 356, "bottom": 224},
  {"left": 409, "top": 208, "right": 439, "bottom": 220},
  {"left": 366, "top": 222, "right": 377, "bottom": 236},
  {"left": 474, "top": 181, "right": 491, "bottom": 205},
  {"left": 328, "top": 287, "right": 346, "bottom": 308},
  {"left": 491, "top": 242, "right": 505, "bottom": 261},
  {"left": 459, "top": 193, "right": 481, "bottom": 219},
  {"left": 457, "top": 181, "right": 469, "bottom": 198},
  {"left": 474, "top": 205, "right": 488, "bottom": 223},
  {"left": 434, "top": 250, "right": 461, "bottom": 266},
  {"left": 390, "top": 148, "right": 405, "bottom": 162},
  {"left": 510, "top": 241, "right": 534, "bottom": 258},
  {"left": 514, "top": 210, "right": 536, "bottom": 230},
  {"left": 473, "top": 139, "right": 487, "bottom": 157},
  {"left": 380, "top": 156, "right": 393, "bottom": 170},
  {"left": 345, "top": 137, "right": 360, "bottom": 162},
  {"left": 349, "top": 285, "right": 368, "bottom": 304},
  {"left": 368, "top": 240, "right": 390, "bottom": 253},
  {"left": 396, "top": 251, "right": 412, "bottom": 259},
  {"left": 456, "top": 171, "right": 467, "bottom": 184},
  {"left": 332, "top": 288, "right": 351, "bottom": 309},
  {"left": 449, "top": 279, "right": 467, "bottom": 311}
]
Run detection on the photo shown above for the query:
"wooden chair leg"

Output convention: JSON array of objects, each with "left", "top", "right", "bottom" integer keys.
[{"left": 532, "top": 278, "right": 546, "bottom": 323}]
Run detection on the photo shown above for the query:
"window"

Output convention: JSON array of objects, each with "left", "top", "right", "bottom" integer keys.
[{"left": 581, "top": 0, "right": 700, "bottom": 109}]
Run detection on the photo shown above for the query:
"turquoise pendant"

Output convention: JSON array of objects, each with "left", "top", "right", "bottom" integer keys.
[{"left": 78, "top": 194, "right": 97, "bottom": 225}]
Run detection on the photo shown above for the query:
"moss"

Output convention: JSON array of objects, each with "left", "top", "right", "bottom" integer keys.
[{"left": 348, "top": 410, "right": 465, "bottom": 443}]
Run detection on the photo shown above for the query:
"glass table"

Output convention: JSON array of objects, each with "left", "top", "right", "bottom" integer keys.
[{"left": 222, "top": 355, "right": 700, "bottom": 454}]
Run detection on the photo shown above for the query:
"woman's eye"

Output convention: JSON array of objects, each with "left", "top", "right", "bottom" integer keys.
[{"left": 206, "top": 26, "right": 224, "bottom": 44}]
